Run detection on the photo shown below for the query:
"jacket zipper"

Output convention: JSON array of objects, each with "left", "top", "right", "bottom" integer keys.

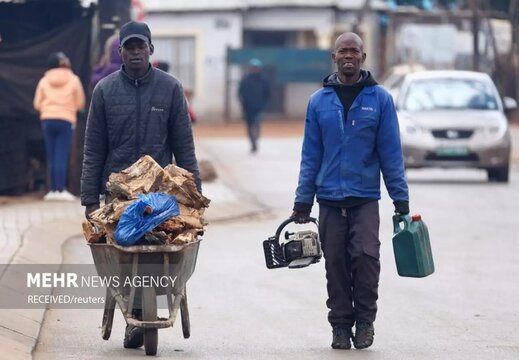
[
  {"left": 135, "top": 79, "right": 141, "bottom": 160},
  {"left": 338, "top": 110, "right": 344, "bottom": 135}
]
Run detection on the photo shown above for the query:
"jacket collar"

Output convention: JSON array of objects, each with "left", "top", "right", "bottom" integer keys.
[
  {"left": 322, "top": 84, "right": 376, "bottom": 95},
  {"left": 322, "top": 85, "right": 377, "bottom": 110},
  {"left": 120, "top": 64, "right": 154, "bottom": 86}
]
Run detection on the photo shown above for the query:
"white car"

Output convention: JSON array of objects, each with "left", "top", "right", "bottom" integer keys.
[
  {"left": 393, "top": 70, "right": 516, "bottom": 182},
  {"left": 380, "top": 63, "right": 426, "bottom": 99}
]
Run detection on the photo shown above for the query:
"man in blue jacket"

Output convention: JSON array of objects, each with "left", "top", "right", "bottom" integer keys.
[{"left": 291, "top": 32, "right": 409, "bottom": 350}]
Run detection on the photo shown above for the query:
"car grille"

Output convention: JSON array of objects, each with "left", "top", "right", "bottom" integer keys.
[
  {"left": 431, "top": 129, "right": 474, "bottom": 139},
  {"left": 425, "top": 153, "right": 479, "bottom": 162}
]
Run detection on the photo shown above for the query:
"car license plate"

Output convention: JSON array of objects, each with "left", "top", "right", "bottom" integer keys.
[{"left": 436, "top": 147, "right": 469, "bottom": 156}]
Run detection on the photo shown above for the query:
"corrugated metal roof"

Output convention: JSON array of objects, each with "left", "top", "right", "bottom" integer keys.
[
  {"left": 0, "top": 0, "right": 387, "bottom": 10},
  {"left": 0, "top": 0, "right": 80, "bottom": 2},
  {"left": 141, "top": 0, "right": 242, "bottom": 11},
  {"left": 0, "top": 0, "right": 386, "bottom": 10},
  {"left": 140, "top": 0, "right": 388, "bottom": 12}
]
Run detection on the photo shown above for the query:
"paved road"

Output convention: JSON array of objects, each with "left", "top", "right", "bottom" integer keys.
[{"left": 34, "top": 137, "right": 519, "bottom": 359}]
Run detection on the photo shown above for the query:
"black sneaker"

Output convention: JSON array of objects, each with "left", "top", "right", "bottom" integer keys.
[
  {"left": 123, "top": 309, "right": 143, "bottom": 349},
  {"left": 353, "top": 322, "right": 375, "bottom": 349},
  {"left": 331, "top": 326, "right": 352, "bottom": 350},
  {"left": 123, "top": 324, "right": 144, "bottom": 348}
]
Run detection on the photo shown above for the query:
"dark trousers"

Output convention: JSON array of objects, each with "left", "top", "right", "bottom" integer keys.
[
  {"left": 318, "top": 202, "right": 381, "bottom": 327},
  {"left": 42, "top": 119, "right": 73, "bottom": 191},
  {"left": 244, "top": 111, "right": 261, "bottom": 150}
]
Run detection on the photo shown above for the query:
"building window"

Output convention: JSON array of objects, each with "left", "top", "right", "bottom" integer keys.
[{"left": 152, "top": 36, "right": 195, "bottom": 91}]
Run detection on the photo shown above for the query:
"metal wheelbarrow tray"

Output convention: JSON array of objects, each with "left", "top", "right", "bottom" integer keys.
[{"left": 88, "top": 240, "right": 201, "bottom": 356}]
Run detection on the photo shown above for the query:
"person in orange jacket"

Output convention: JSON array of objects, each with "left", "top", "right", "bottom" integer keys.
[{"left": 34, "top": 52, "right": 85, "bottom": 201}]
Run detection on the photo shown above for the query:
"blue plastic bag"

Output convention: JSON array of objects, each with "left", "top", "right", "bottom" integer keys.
[{"left": 115, "top": 193, "right": 179, "bottom": 246}]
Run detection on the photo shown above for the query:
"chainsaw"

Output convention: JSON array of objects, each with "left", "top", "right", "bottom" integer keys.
[{"left": 263, "top": 217, "right": 322, "bottom": 269}]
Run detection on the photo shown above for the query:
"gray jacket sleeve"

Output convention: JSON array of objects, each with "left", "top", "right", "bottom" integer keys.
[
  {"left": 168, "top": 83, "right": 202, "bottom": 192},
  {"left": 80, "top": 86, "right": 108, "bottom": 206}
]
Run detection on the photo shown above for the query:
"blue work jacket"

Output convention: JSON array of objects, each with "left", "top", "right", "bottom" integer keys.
[{"left": 295, "top": 83, "right": 409, "bottom": 206}]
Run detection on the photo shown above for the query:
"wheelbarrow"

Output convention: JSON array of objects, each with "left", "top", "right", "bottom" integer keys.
[{"left": 89, "top": 240, "right": 201, "bottom": 356}]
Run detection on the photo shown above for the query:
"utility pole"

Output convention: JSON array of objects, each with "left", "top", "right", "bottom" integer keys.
[
  {"left": 510, "top": 0, "right": 519, "bottom": 99},
  {"left": 224, "top": 46, "right": 231, "bottom": 123},
  {"left": 471, "top": 0, "right": 480, "bottom": 71},
  {"left": 353, "top": 0, "right": 373, "bottom": 34}
]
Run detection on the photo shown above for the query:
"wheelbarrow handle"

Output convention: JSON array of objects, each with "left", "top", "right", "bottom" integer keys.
[{"left": 274, "top": 217, "right": 318, "bottom": 242}]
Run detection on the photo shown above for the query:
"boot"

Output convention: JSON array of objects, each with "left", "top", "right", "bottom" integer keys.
[
  {"left": 353, "top": 322, "right": 375, "bottom": 349},
  {"left": 331, "top": 326, "right": 352, "bottom": 350},
  {"left": 123, "top": 309, "right": 143, "bottom": 348}
]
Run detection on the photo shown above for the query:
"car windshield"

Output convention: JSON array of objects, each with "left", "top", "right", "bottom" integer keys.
[{"left": 402, "top": 77, "right": 498, "bottom": 111}]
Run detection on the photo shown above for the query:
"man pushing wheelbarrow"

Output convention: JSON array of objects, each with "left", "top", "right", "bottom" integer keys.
[{"left": 80, "top": 21, "right": 209, "bottom": 355}]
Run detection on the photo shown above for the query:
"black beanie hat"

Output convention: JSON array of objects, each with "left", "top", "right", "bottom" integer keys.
[{"left": 46, "top": 52, "right": 61, "bottom": 69}]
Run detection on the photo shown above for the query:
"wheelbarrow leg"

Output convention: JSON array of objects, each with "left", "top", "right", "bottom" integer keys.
[
  {"left": 102, "top": 288, "right": 116, "bottom": 340},
  {"left": 180, "top": 286, "right": 190, "bottom": 339},
  {"left": 142, "top": 286, "right": 158, "bottom": 356}
]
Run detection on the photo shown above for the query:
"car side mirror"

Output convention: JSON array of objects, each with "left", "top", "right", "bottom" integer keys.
[{"left": 503, "top": 96, "right": 517, "bottom": 112}]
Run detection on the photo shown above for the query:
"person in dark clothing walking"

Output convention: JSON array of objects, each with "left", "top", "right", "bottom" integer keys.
[
  {"left": 81, "top": 21, "right": 201, "bottom": 349},
  {"left": 291, "top": 32, "right": 409, "bottom": 350},
  {"left": 238, "top": 58, "right": 270, "bottom": 153}
]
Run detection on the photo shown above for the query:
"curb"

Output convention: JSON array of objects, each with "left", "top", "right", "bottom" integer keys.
[
  {"left": 196, "top": 141, "right": 272, "bottom": 224},
  {"left": 203, "top": 179, "right": 271, "bottom": 224},
  {"left": 0, "top": 219, "right": 81, "bottom": 360}
]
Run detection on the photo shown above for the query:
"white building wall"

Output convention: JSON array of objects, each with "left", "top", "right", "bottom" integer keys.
[
  {"left": 145, "top": 12, "right": 242, "bottom": 122},
  {"left": 244, "top": 7, "right": 335, "bottom": 49},
  {"left": 244, "top": 8, "right": 334, "bottom": 31},
  {"left": 244, "top": 8, "right": 334, "bottom": 120},
  {"left": 285, "top": 83, "right": 320, "bottom": 119},
  {"left": 141, "top": 4, "right": 381, "bottom": 122}
]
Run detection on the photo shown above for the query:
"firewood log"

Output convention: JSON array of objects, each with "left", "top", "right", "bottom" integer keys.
[{"left": 83, "top": 155, "right": 210, "bottom": 245}]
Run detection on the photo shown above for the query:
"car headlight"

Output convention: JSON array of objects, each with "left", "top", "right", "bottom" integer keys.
[
  {"left": 488, "top": 126, "right": 500, "bottom": 135},
  {"left": 486, "top": 125, "right": 506, "bottom": 138},
  {"left": 404, "top": 125, "right": 421, "bottom": 135}
]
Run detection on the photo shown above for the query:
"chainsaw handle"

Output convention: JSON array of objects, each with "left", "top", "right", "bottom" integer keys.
[{"left": 275, "top": 217, "right": 318, "bottom": 242}]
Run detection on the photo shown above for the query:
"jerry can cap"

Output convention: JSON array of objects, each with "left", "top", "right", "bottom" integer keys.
[{"left": 411, "top": 214, "right": 422, "bottom": 221}]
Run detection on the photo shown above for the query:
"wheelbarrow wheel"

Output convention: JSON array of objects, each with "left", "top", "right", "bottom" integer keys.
[
  {"left": 102, "top": 289, "right": 116, "bottom": 340},
  {"left": 142, "top": 286, "right": 158, "bottom": 356}
]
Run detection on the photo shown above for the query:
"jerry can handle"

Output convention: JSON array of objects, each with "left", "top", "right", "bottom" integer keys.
[
  {"left": 392, "top": 214, "right": 411, "bottom": 235},
  {"left": 275, "top": 217, "right": 318, "bottom": 242}
]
